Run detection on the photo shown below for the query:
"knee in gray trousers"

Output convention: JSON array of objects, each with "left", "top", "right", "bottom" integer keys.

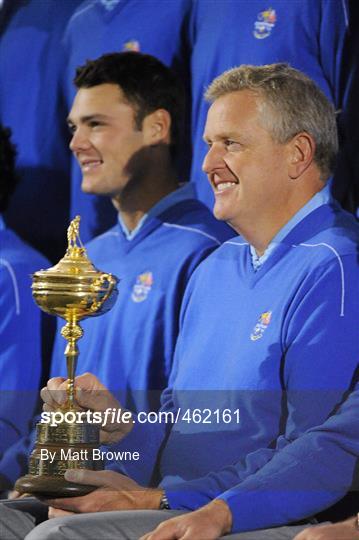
[
  {"left": 25, "top": 510, "right": 184, "bottom": 540},
  {"left": 25, "top": 512, "right": 310, "bottom": 540},
  {"left": 0, "top": 499, "right": 312, "bottom": 540}
]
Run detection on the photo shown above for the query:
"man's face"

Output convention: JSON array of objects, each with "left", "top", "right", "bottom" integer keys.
[
  {"left": 68, "top": 84, "right": 147, "bottom": 197},
  {"left": 203, "top": 90, "right": 291, "bottom": 235}
]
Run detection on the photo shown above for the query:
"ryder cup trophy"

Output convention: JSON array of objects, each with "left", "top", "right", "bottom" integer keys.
[{"left": 15, "top": 216, "right": 118, "bottom": 498}]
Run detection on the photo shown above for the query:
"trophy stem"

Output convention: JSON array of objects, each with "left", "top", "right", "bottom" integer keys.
[
  {"left": 61, "top": 319, "right": 83, "bottom": 408},
  {"left": 66, "top": 350, "right": 78, "bottom": 408}
]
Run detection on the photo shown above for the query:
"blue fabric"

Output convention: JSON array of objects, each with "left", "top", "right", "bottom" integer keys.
[
  {"left": 112, "top": 202, "right": 359, "bottom": 532},
  {"left": 250, "top": 184, "right": 332, "bottom": 269},
  {"left": 100, "top": 0, "right": 121, "bottom": 10},
  {"left": 0, "top": 217, "right": 49, "bottom": 462},
  {"left": 217, "top": 383, "right": 359, "bottom": 531},
  {"left": 118, "top": 183, "right": 197, "bottom": 240},
  {"left": 189, "top": 0, "right": 349, "bottom": 210},
  {"left": 63, "top": 0, "right": 193, "bottom": 242},
  {"left": 0, "top": 0, "right": 80, "bottom": 261}
]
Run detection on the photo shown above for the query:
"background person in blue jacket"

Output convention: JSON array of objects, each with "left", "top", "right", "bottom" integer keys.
[
  {"left": 61, "top": 0, "right": 193, "bottom": 244},
  {"left": 3, "top": 64, "right": 359, "bottom": 539},
  {"left": 0, "top": 0, "right": 80, "bottom": 262},
  {"left": 188, "top": 0, "right": 356, "bottom": 215},
  {"left": 0, "top": 125, "right": 49, "bottom": 490}
]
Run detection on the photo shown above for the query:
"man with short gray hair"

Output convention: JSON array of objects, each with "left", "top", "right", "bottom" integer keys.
[
  {"left": 2, "top": 63, "right": 359, "bottom": 540},
  {"left": 205, "top": 63, "right": 337, "bottom": 181}
]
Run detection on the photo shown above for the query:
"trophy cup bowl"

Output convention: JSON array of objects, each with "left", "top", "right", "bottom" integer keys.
[{"left": 15, "top": 216, "right": 118, "bottom": 498}]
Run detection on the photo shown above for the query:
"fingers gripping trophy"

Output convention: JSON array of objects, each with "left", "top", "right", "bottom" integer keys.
[{"left": 15, "top": 216, "right": 118, "bottom": 498}]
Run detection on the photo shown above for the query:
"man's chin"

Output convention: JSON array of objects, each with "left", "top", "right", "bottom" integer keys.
[
  {"left": 212, "top": 203, "right": 229, "bottom": 222},
  {"left": 81, "top": 180, "right": 97, "bottom": 194},
  {"left": 81, "top": 183, "right": 113, "bottom": 200}
]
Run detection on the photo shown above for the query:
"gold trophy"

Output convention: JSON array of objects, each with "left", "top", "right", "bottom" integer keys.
[{"left": 15, "top": 216, "right": 118, "bottom": 498}]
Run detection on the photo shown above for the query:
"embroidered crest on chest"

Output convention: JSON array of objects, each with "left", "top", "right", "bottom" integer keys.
[
  {"left": 250, "top": 311, "right": 272, "bottom": 341},
  {"left": 131, "top": 272, "right": 153, "bottom": 303}
]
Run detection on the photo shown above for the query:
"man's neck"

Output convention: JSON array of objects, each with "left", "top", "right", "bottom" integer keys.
[
  {"left": 237, "top": 182, "right": 327, "bottom": 256},
  {"left": 113, "top": 174, "right": 179, "bottom": 232}
]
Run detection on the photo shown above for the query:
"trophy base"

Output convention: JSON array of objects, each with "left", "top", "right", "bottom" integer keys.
[
  {"left": 15, "top": 475, "right": 97, "bottom": 499},
  {"left": 16, "top": 420, "right": 103, "bottom": 498}
]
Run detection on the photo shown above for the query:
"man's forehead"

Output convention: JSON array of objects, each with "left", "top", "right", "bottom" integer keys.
[
  {"left": 69, "top": 84, "right": 133, "bottom": 118},
  {"left": 205, "top": 91, "right": 260, "bottom": 129},
  {"left": 208, "top": 90, "right": 260, "bottom": 116}
]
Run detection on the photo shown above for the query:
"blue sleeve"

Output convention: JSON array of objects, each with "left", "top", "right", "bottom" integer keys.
[
  {"left": 0, "top": 263, "right": 41, "bottom": 458},
  {"left": 164, "top": 255, "right": 359, "bottom": 530},
  {"left": 219, "top": 386, "right": 359, "bottom": 532}
]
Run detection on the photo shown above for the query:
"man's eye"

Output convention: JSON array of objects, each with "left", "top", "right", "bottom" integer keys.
[
  {"left": 89, "top": 121, "right": 103, "bottom": 128},
  {"left": 225, "top": 140, "right": 241, "bottom": 150},
  {"left": 68, "top": 124, "right": 76, "bottom": 135}
]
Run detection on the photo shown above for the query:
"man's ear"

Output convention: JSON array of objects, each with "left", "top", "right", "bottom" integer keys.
[
  {"left": 287, "top": 132, "right": 315, "bottom": 179},
  {"left": 143, "top": 109, "right": 171, "bottom": 145}
]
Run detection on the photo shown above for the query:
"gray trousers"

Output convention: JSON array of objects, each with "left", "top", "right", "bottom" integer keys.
[{"left": 0, "top": 499, "right": 311, "bottom": 540}]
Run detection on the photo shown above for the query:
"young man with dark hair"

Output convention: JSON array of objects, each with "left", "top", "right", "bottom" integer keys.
[
  {"left": 50, "top": 51, "right": 229, "bottom": 413},
  {"left": 72, "top": 51, "right": 184, "bottom": 161}
]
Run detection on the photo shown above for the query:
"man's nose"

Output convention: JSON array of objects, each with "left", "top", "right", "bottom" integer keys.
[
  {"left": 69, "top": 128, "right": 91, "bottom": 153},
  {"left": 202, "top": 143, "right": 225, "bottom": 174}
]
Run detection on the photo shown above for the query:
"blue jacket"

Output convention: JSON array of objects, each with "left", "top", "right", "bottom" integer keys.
[{"left": 113, "top": 202, "right": 359, "bottom": 532}]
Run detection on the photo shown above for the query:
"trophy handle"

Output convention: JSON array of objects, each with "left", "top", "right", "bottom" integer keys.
[{"left": 90, "top": 273, "right": 116, "bottom": 312}]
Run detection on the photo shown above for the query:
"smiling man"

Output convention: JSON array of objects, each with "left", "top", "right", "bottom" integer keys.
[
  {"left": 2, "top": 64, "right": 359, "bottom": 540},
  {"left": 68, "top": 81, "right": 170, "bottom": 211},
  {"left": 203, "top": 71, "right": 333, "bottom": 255}
]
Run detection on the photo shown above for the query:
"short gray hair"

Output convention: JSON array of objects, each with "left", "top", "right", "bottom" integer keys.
[{"left": 205, "top": 63, "right": 338, "bottom": 179}]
